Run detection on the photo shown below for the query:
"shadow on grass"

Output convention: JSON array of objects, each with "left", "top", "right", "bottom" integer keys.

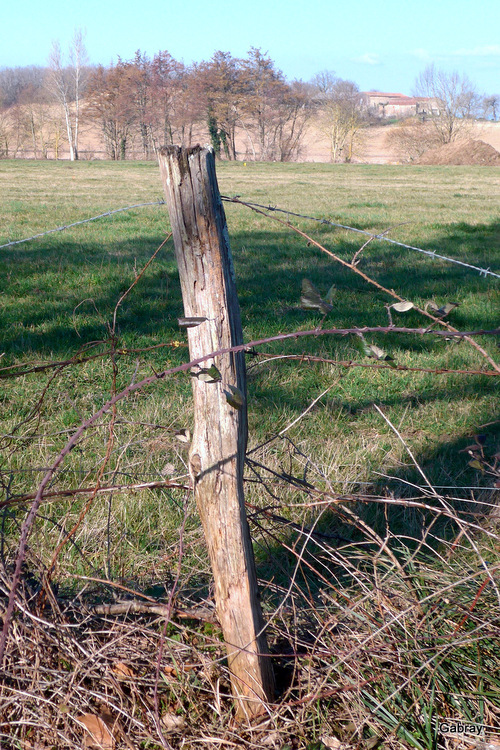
[{"left": 2, "top": 217, "right": 498, "bottom": 357}]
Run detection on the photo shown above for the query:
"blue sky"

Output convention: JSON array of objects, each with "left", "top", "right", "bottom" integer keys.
[{"left": 2, "top": 0, "right": 499, "bottom": 94}]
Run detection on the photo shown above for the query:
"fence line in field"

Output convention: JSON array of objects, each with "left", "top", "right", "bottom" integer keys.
[{"left": 2, "top": 195, "right": 499, "bottom": 281}]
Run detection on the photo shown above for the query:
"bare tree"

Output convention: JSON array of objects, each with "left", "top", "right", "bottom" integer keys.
[
  {"left": 0, "top": 66, "right": 46, "bottom": 108},
  {"left": 312, "top": 72, "right": 366, "bottom": 162},
  {"left": 47, "top": 28, "right": 88, "bottom": 160},
  {"left": 2, "top": 83, "right": 62, "bottom": 159},
  {"left": 149, "top": 52, "right": 193, "bottom": 150},
  {"left": 413, "top": 65, "right": 480, "bottom": 143},
  {"left": 194, "top": 51, "right": 243, "bottom": 159},
  {"left": 482, "top": 94, "right": 499, "bottom": 121},
  {"left": 86, "top": 62, "right": 137, "bottom": 159},
  {"left": 127, "top": 50, "right": 153, "bottom": 158},
  {"left": 0, "top": 73, "right": 54, "bottom": 158},
  {"left": 273, "top": 80, "right": 312, "bottom": 161},
  {"left": 0, "top": 111, "right": 9, "bottom": 157},
  {"left": 240, "top": 48, "right": 310, "bottom": 161}
]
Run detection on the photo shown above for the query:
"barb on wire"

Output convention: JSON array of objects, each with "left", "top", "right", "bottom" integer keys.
[
  {"left": 221, "top": 196, "right": 500, "bottom": 280},
  {"left": 0, "top": 200, "right": 166, "bottom": 250}
]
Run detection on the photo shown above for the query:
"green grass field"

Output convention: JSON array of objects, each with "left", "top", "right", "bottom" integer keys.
[{"left": 0, "top": 159, "right": 499, "bottom": 749}]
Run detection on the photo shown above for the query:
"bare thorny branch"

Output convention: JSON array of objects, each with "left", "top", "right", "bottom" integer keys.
[{"left": 221, "top": 195, "right": 500, "bottom": 280}]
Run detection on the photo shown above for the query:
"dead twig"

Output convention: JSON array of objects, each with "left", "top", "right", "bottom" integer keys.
[{"left": 92, "top": 600, "right": 218, "bottom": 624}]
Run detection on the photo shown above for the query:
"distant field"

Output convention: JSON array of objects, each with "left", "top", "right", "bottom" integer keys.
[{"left": 0, "top": 160, "right": 499, "bottom": 748}]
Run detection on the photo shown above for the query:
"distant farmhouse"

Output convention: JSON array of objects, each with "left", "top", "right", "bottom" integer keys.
[{"left": 363, "top": 91, "right": 440, "bottom": 119}]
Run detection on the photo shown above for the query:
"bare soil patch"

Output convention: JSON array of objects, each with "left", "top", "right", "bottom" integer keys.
[{"left": 416, "top": 138, "right": 500, "bottom": 166}]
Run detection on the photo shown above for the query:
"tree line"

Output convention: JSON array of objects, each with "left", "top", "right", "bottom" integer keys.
[
  {"left": 85, "top": 47, "right": 319, "bottom": 162},
  {"left": 0, "top": 44, "right": 324, "bottom": 161},
  {"left": 0, "top": 34, "right": 498, "bottom": 163}
]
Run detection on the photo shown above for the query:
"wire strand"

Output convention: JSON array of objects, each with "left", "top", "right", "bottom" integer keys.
[
  {"left": 0, "top": 200, "right": 165, "bottom": 250},
  {"left": 221, "top": 196, "right": 500, "bottom": 280}
]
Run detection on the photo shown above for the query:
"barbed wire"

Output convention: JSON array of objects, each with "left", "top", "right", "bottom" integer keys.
[
  {"left": 221, "top": 196, "right": 500, "bottom": 280},
  {"left": 3, "top": 195, "right": 498, "bottom": 281},
  {"left": 0, "top": 200, "right": 166, "bottom": 250}
]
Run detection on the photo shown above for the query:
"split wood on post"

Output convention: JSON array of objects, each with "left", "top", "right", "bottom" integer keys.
[{"left": 158, "top": 145, "right": 275, "bottom": 719}]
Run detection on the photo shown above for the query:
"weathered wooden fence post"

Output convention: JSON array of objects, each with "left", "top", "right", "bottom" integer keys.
[{"left": 158, "top": 145, "right": 275, "bottom": 719}]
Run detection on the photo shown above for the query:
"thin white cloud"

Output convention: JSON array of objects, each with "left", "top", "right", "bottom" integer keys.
[
  {"left": 352, "top": 53, "right": 381, "bottom": 66},
  {"left": 412, "top": 48, "right": 431, "bottom": 61},
  {"left": 452, "top": 44, "right": 500, "bottom": 57}
]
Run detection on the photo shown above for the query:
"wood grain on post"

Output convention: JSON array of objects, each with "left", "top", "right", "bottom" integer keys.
[{"left": 158, "top": 145, "right": 275, "bottom": 719}]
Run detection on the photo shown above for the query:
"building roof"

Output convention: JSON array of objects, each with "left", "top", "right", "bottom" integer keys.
[
  {"left": 388, "top": 98, "right": 420, "bottom": 105},
  {"left": 364, "top": 91, "right": 408, "bottom": 99},
  {"left": 363, "top": 92, "right": 438, "bottom": 107}
]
